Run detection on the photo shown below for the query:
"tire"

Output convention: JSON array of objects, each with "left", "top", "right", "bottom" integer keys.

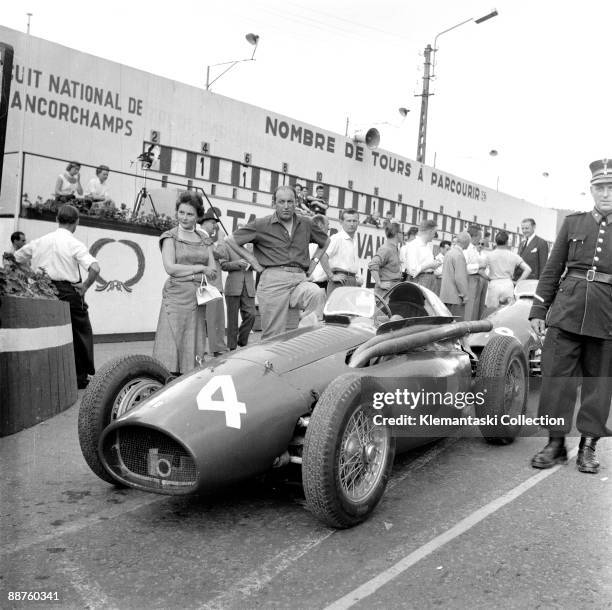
[
  {"left": 302, "top": 374, "right": 395, "bottom": 528},
  {"left": 78, "top": 355, "right": 169, "bottom": 484},
  {"left": 475, "top": 335, "right": 528, "bottom": 445}
]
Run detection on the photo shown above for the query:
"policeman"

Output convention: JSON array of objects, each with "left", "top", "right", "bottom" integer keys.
[{"left": 529, "top": 159, "right": 612, "bottom": 473}]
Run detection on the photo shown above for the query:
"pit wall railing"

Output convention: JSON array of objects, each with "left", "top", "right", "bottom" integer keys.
[{"left": 1, "top": 150, "right": 518, "bottom": 248}]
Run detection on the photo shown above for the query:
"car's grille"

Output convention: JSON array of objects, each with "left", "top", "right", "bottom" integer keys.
[{"left": 103, "top": 426, "right": 197, "bottom": 491}]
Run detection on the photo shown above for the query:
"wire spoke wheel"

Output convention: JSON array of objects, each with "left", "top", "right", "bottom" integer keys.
[
  {"left": 111, "top": 377, "right": 164, "bottom": 420},
  {"left": 78, "top": 355, "right": 170, "bottom": 484},
  {"left": 475, "top": 335, "right": 528, "bottom": 445},
  {"left": 338, "top": 406, "right": 390, "bottom": 503},
  {"left": 303, "top": 374, "right": 395, "bottom": 528},
  {"left": 503, "top": 359, "right": 526, "bottom": 419}
]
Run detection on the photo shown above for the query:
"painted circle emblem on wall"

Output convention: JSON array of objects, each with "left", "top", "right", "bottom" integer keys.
[{"left": 89, "top": 238, "right": 145, "bottom": 292}]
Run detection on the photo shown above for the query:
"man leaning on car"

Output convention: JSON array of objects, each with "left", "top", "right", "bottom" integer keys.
[
  {"left": 529, "top": 158, "right": 612, "bottom": 474},
  {"left": 225, "top": 185, "right": 329, "bottom": 340}
]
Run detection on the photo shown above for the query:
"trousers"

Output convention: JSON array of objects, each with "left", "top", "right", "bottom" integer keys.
[
  {"left": 53, "top": 281, "right": 95, "bottom": 382},
  {"left": 257, "top": 268, "right": 325, "bottom": 340},
  {"left": 225, "top": 286, "right": 255, "bottom": 350},
  {"left": 538, "top": 326, "right": 612, "bottom": 436}
]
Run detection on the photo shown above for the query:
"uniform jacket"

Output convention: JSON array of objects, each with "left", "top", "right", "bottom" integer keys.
[
  {"left": 217, "top": 240, "right": 256, "bottom": 297},
  {"left": 439, "top": 245, "right": 469, "bottom": 305},
  {"left": 529, "top": 209, "right": 612, "bottom": 339},
  {"left": 514, "top": 234, "right": 549, "bottom": 280}
]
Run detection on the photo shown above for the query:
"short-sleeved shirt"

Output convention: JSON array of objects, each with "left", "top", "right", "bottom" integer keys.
[
  {"left": 232, "top": 212, "right": 328, "bottom": 270},
  {"left": 368, "top": 241, "right": 402, "bottom": 281},
  {"left": 84, "top": 177, "right": 109, "bottom": 200},
  {"left": 14, "top": 227, "right": 97, "bottom": 283},
  {"left": 483, "top": 248, "right": 523, "bottom": 280}
]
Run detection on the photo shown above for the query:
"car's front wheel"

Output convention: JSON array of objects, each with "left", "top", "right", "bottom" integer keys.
[
  {"left": 302, "top": 374, "right": 395, "bottom": 528},
  {"left": 78, "top": 355, "right": 169, "bottom": 483}
]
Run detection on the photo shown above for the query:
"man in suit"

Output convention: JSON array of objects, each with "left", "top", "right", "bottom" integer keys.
[
  {"left": 514, "top": 218, "right": 549, "bottom": 280},
  {"left": 529, "top": 159, "right": 612, "bottom": 474},
  {"left": 218, "top": 229, "right": 256, "bottom": 350},
  {"left": 439, "top": 232, "right": 470, "bottom": 320}
]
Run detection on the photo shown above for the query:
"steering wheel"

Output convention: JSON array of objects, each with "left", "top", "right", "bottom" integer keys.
[{"left": 374, "top": 294, "right": 392, "bottom": 322}]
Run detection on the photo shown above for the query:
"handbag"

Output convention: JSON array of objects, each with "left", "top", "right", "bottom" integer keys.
[{"left": 196, "top": 275, "right": 222, "bottom": 305}]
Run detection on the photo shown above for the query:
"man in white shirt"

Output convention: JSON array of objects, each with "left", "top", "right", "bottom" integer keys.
[
  {"left": 400, "top": 219, "right": 441, "bottom": 292},
  {"left": 434, "top": 240, "right": 451, "bottom": 296},
  {"left": 463, "top": 226, "right": 488, "bottom": 321},
  {"left": 309, "top": 215, "right": 332, "bottom": 290},
  {"left": 84, "top": 165, "right": 114, "bottom": 207},
  {"left": 15, "top": 205, "right": 100, "bottom": 388},
  {"left": 325, "top": 209, "right": 362, "bottom": 295}
]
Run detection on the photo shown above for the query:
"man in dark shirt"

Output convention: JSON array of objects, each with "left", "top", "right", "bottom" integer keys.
[
  {"left": 368, "top": 222, "right": 402, "bottom": 297},
  {"left": 226, "top": 185, "right": 329, "bottom": 339},
  {"left": 529, "top": 158, "right": 612, "bottom": 474}
]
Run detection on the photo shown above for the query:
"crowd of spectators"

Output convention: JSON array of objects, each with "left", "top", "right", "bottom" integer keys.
[{"left": 10, "top": 167, "right": 551, "bottom": 381}]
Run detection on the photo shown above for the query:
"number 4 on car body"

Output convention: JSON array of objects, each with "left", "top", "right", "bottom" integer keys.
[{"left": 196, "top": 375, "right": 247, "bottom": 429}]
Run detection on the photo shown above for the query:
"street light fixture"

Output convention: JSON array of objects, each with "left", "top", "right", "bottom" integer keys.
[
  {"left": 206, "top": 33, "right": 260, "bottom": 91},
  {"left": 415, "top": 10, "right": 498, "bottom": 164}
]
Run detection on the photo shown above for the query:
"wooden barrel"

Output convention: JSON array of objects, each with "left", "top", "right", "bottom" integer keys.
[{"left": 0, "top": 296, "right": 77, "bottom": 436}]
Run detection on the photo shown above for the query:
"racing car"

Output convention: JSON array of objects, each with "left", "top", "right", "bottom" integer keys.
[{"left": 78, "top": 282, "right": 538, "bottom": 528}]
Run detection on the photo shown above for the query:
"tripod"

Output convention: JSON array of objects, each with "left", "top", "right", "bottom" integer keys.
[{"left": 131, "top": 167, "right": 159, "bottom": 219}]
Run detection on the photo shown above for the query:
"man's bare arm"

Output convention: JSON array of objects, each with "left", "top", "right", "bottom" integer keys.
[{"left": 225, "top": 236, "right": 263, "bottom": 273}]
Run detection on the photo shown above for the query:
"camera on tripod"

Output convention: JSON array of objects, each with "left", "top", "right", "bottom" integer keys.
[
  {"left": 136, "top": 144, "right": 161, "bottom": 170},
  {"left": 132, "top": 144, "right": 161, "bottom": 219}
]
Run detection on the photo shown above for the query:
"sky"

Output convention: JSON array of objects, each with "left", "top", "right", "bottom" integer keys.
[{"left": 3, "top": 0, "right": 612, "bottom": 212}]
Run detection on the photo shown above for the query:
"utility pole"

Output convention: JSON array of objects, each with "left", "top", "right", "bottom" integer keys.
[
  {"left": 416, "top": 44, "right": 432, "bottom": 164},
  {"left": 26, "top": 13, "right": 32, "bottom": 34}
]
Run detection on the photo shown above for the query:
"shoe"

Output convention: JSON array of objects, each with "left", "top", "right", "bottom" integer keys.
[
  {"left": 576, "top": 437, "right": 600, "bottom": 474},
  {"left": 531, "top": 438, "right": 568, "bottom": 469}
]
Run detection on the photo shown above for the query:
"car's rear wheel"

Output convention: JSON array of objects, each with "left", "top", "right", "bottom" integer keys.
[
  {"left": 78, "top": 355, "right": 169, "bottom": 483},
  {"left": 475, "top": 335, "right": 528, "bottom": 445},
  {"left": 302, "top": 374, "right": 395, "bottom": 528}
]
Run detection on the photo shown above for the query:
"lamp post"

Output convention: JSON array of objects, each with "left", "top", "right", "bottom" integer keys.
[
  {"left": 415, "top": 10, "right": 498, "bottom": 164},
  {"left": 206, "top": 33, "right": 259, "bottom": 91}
]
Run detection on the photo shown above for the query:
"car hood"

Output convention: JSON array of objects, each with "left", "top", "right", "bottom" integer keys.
[{"left": 230, "top": 323, "right": 373, "bottom": 374}]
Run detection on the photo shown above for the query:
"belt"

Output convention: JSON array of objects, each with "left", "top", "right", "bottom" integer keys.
[
  {"left": 266, "top": 265, "right": 306, "bottom": 273},
  {"left": 332, "top": 269, "right": 356, "bottom": 277},
  {"left": 567, "top": 269, "right": 612, "bottom": 285}
]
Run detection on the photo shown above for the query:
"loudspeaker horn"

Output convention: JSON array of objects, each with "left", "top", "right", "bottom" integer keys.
[{"left": 353, "top": 127, "right": 380, "bottom": 150}]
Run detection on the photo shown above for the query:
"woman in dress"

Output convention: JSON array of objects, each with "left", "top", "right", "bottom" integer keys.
[
  {"left": 54, "top": 161, "right": 83, "bottom": 201},
  {"left": 483, "top": 231, "right": 531, "bottom": 314},
  {"left": 153, "top": 191, "right": 217, "bottom": 375}
]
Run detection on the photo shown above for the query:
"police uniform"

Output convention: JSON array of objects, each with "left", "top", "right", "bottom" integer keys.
[{"left": 530, "top": 158, "right": 612, "bottom": 473}]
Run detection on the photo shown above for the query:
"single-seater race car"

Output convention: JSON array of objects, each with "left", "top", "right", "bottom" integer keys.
[{"left": 79, "top": 282, "right": 539, "bottom": 528}]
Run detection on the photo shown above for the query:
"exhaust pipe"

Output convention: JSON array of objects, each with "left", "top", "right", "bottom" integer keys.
[{"left": 349, "top": 320, "right": 492, "bottom": 368}]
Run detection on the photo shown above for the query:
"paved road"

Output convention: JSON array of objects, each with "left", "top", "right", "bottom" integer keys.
[{"left": 1, "top": 341, "right": 611, "bottom": 609}]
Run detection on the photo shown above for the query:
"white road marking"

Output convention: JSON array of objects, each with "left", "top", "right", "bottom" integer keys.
[
  {"left": 58, "top": 556, "right": 117, "bottom": 610},
  {"left": 200, "top": 531, "right": 336, "bottom": 610},
  {"left": 324, "top": 446, "right": 579, "bottom": 610},
  {"left": 199, "top": 439, "right": 457, "bottom": 609},
  {"left": 1, "top": 495, "right": 166, "bottom": 558}
]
